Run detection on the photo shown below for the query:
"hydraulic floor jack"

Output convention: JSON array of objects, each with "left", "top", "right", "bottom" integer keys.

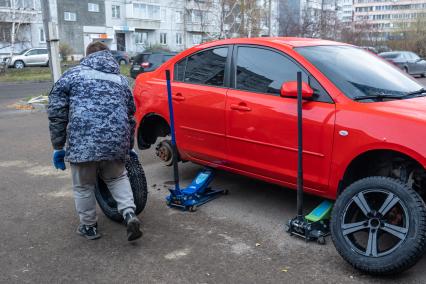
[
  {"left": 286, "top": 72, "right": 333, "bottom": 244},
  {"left": 164, "top": 70, "right": 227, "bottom": 212}
]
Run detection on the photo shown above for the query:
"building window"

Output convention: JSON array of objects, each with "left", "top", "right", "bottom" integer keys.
[
  {"left": 133, "top": 3, "right": 160, "bottom": 20},
  {"left": 88, "top": 3, "right": 99, "bottom": 12},
  {"left": 192, "top": 34, "right": 202, "bottom": 45},
  {"left": 160, "top": 33, "right": 167, "bottom": 45},
  {"left": 135, "top": 31, "right": 148, "bottom": 44},
  {"left": 0, "top": 0, "right": 11, "bottom": 7},
  {"left": 112, "top": 5, "right": 120, "bottom": 18},
  {"left": 191, "top": 10, "right": 203, "bottom": 23},
  {"left": 161, "top": 8, "right": 166, "bottom": 21},
  {"left": 176, "top": 33, "right": 183, "bottom": 45},
  {"left": 39, "top": 27, "right": 45, "bottom": 43},
  {"left": 64, "top": 12, "right": 76, "bottom": 21},
  {"left": 175, "top": 11, "right": 183, "bottom": 23}
]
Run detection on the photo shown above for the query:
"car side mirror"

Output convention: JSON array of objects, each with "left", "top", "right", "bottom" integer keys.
[{"left": 280, "top": 81, "right": 314, "bottom": 99}]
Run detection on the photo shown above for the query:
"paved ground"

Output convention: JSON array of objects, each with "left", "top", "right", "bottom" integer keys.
[{"left": 0, "top": 78, "right": 426, "bottom": 283}]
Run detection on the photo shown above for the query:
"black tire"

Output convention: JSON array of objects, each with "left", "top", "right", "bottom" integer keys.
[
  {"left": 331, "top": 177, "right": 426, "bottom": 275},
  {"left": 95, "top": 152, "right": 148, "bottom": 222},
  {"left": 119, "top": 59, "right": 127, "bottom": 65},
  {"left": 14, "top": 60, "right": 24, "bottom": 69}
]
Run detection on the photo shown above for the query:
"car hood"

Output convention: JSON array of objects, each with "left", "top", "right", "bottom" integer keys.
[{"left": 369, "top": 96, "right": 426, "bottom": 122}]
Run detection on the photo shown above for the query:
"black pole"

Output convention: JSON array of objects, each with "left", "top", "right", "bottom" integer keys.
[
  {"left": 296, "top": 71, "right": 304, "bottom": 221},
  {"left": 165, "top": 70, "right": 180, "bottom": 191}
]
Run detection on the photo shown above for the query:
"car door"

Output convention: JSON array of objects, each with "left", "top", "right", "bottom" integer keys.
[
  {"left": 171, "top": 46, "right": 230, "bottom": 163},
  {"left": 36, "top": 49, "right": 48, "bottom": 65},
  {"left": 226, "top": 46, "right": 336, "bottom": 192},
  {"left": 408, "top": 52, "right": 424, "bottom": 75},
  {"left": 24, "top": 49, "right": 39, "bottom": 65}
]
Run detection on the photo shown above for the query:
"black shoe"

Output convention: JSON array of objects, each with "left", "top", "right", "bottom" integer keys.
[
  {"left": 76, "top": 223, "right": 101, "bottom": 240},
  {"left": 124, "top": 212, "right": 143, "bottom": 241}
]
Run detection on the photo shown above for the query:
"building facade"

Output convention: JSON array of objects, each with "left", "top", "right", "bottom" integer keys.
[
  {"left": 353, "top": 0, "right": 426, "bottom": 40},
  {"left": 338, "top": 0, "right": 353, "bottom": 23},
  {"left": 0, "top": 0, "right": 45, "bottom": 56},
  {"left": 278, "top": 0, "right": 340, "bottom": 37}
]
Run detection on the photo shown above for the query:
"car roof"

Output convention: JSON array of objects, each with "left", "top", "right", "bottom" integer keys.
[{"left": 194, "top": 37, "right": 349, "bottom": 49}]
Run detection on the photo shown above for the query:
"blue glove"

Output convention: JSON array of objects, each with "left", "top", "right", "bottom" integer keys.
[{"left": 53, "top": 149, "right": 66, "bottom": 170}]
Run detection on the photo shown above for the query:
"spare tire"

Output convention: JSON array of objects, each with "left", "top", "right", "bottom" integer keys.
[
  {"left": 95, "top": 151, "right": 148, "bottom": 222},
  {"left": 331, "top": 176, "right": 426, "bottom": 275}
]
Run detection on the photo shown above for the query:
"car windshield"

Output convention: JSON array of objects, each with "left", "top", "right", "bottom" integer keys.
[
  {"left": 296, "top": 45, "right": 423, "bottom": 101},
  {"left": 18, "top": 49, "right": 29, "bottom": 55},
  {"left": 380, "top": 53, "right": 399, "bottom": 59}
]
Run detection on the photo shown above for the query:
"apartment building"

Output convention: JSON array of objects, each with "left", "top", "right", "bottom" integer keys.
[
  {"left": 278, "top": 0, "right": 340, "bottom": 36},
  {"left": 338, "top": 0, "right": 353, "bottom": 23},
  {"left": 0, "top": 0, "right": 45, "bottom": 56},
  {"left": 57, "top": 0, "right": 109, "bottom": 58},
  {"left": 104, "top": 0, "right": 217, "bottom": 54},
  {"left": 353, "top": 0, "right": 426, "bottom": 40}
]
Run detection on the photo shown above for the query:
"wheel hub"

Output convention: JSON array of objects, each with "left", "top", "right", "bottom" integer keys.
[
  {"left": 341, "top": 189, "right": 409, "bottom": 257},
  {"left": 369, "top": 218, "right": 381, "bottom": 228}
]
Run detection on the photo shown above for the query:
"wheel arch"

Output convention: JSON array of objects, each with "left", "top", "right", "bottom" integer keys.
[
  {"left": 137, "top": 112, "right": 170, "bottom": 150},
  {"left": 337, "top": 148, "right": 426, "bottom": 196}
]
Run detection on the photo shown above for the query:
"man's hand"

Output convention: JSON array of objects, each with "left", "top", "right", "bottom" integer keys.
[{"left": 53, "top": 149, "right": 66, "bottom": 170}]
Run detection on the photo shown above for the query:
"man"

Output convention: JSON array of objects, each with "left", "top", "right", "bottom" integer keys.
[{"left": 47, "top": 41, "right": 142, "bottom": 241}]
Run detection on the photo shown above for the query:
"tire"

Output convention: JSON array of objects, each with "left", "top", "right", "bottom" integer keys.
[
  {"left": 331, "top": 177, "right": 426, "bottom": 275},
  {"left": 95, "top": 151, "right": 148, "bottom": 222},
  {"left": 119, "top": 59, "right": 127, "bottom": 65},
  {"left": 14, "top": 60, "right": 24, "bottom": 69}
]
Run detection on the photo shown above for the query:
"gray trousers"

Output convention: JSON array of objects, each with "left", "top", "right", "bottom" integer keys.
[{"left": 70, "top": 160, "right": 136, "bottom": 225}]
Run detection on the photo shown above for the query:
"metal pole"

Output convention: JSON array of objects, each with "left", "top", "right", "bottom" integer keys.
[
  {"left": 41, "top": 0, "right": 61, "bottom": 82},
  {"left": 296, "top": 71, "right": 304, "bottom": 220},
  {"left": 165, "top": 70, "right": 180, "bottom": 191},
  {"left": 268, "top": 0, "right": 272, "bottom": 36}
]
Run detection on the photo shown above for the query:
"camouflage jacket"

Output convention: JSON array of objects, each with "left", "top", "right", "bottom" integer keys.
[{"left": 47, "top": 50, "right": 136, "bottom": 163}]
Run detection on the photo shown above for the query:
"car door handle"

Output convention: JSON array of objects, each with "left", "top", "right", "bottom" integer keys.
[
  {"left": 230, "top": 103, "right": 251, "bottom": 112},
  {"left": 172, "top": 93, "right": 185, "bottom": 101}
]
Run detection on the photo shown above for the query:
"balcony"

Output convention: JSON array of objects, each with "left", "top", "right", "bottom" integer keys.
[
  {"left": 0, "top": 8, "right": 40, "bottom": 23},
  {"left": 126, "top": 19, "right": 160, "bottom": 30}
]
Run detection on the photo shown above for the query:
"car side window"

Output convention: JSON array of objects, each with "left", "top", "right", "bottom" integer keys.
[
  {"left": 180, "top": 47, "right": 228, "bottom": 87},
  {"left": 26, "top": 50, "right": 38, "bottom": 56},
  {"left": 235, "top": 46, "right": 332, "bottom": 102},
  {"left": 38, "top": 49, "right": 48, "bottom": 55},
  {"left": 409, "top": 52, "right": 420, "bottom": 61},
  {"left": 174, "top": 58, "right": 186, "bottom": 82}
]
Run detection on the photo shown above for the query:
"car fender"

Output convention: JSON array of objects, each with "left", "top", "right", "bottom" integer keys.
[{"left": 329, "top": 142, "right": 426, "bottom": 198}]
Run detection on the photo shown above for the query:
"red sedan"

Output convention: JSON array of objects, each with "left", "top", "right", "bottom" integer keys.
[{"left": 133, "top": 38, "right": 426, "bottom": 275}]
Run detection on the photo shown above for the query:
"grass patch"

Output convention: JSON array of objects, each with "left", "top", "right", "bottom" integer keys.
[
  {"left": 0, "top": 67, "right": 52, "bottom": 82},
  {"left": 0, "top": 63, "right": 132, "bottom": 83}
]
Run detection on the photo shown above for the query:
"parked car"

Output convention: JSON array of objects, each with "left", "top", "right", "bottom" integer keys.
[
  {"left": 130, "top": 52, "right": 177, "bottom": 79},
  {"left": 4, "top": 48, "right": 49, "bottom": 69},
  {"left": 360, "top": 46, "right": 378, "bottom": 54},
  {"left": 133, "top": 38, "right": 426, "bottom": 275},
  {"left": 110, "top": 50, "right": 129, "bottom": 65},
  {"left": 379, "top": 51, "right": 426, "bottom": 77}
]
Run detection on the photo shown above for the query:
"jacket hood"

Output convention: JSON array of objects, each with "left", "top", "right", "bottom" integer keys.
[{"left": 80, "top": 50, "right": 120, "bottom": 74}]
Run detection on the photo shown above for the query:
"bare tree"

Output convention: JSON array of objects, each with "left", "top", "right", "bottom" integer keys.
[{"left": 0, "top": 0, "right": 35, "bottom": 57}]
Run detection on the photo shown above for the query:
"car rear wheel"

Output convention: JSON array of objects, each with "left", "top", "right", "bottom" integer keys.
[
  {"left": 14, "top": 60, "right": 24, "bottom": 69},
  {"left": 94, "top": 151, "right": 148, "bottom": 222},
  {"left": 331, "top": 176, "right": 426, "bottom": 275}
]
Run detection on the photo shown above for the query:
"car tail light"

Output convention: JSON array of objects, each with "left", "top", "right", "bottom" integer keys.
[{"left": 141, "top": 62, "right": 150, "bottom": 68}]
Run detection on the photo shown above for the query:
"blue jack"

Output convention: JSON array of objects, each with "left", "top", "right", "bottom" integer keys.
[{"left": 164, "top": 70, "right": 227, "bottom": 212}]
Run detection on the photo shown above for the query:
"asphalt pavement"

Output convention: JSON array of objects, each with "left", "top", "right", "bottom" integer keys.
[{"left": 0, "top": 78, "right": 426, "bottom": 283}]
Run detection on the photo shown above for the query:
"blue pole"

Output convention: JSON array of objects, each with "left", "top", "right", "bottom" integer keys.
[{"left": 165, "top": 70, "right": 180, "bottom": 192}]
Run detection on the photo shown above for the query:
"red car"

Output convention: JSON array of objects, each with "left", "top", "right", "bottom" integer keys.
[{"left": 133, "top": 38, "right": 426, "bottom": 275}]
